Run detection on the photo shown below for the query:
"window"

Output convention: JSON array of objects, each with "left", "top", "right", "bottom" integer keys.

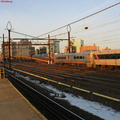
[
  {"left": 80, "top": 56, "right": 82, "bottom": 59},
  {"left": 57, "top": 57, "right": 66, "bottom": 59},
  {"left": 74, "top": 56, "right": 77, "bottom": 59},
  {"left": 73, "top": 56, "right": 84, "bottom": 59},
  {"left": 97, "top": 53, "right": 120, "bottom": 59}
]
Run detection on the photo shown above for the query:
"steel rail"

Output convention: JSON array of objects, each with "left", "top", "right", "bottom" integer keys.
[
  {"left": 7, "top": 72, "right": 85, "bottom": 120},
  {"left": 10, "top": 67, "right": 120, "bottom": 102},
  {"left": 13, "top": 64, "right": 120, "bottom": 93}
]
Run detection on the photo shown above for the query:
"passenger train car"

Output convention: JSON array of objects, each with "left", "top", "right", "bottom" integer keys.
[
  {"left": 93, "top": 49, "right": 120, "bottom": 69},
  {"left": 54, "top": 49, "right": 120, "bottom": 69},
  {"left": 0, "top": 55, "right": 3, "bottom": 63},
  {"left": 54, "top": 51, "right": 93, "bottom": 67}
]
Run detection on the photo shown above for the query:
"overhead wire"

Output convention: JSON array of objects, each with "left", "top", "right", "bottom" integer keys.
[
  {"left": 69, "top": 11, "right": 120, "bottom": 42},
  {"left": 33, "top": 2, "right": 120, "bottom": 39},
  {"left": 72, "top": 19, "right": 120, "bottom": 36},
  {"left": 48, "top": 32, "right": 68, "bottom": 38},
  {"left": 9, "top": 2, "right": 120, "bottom": 50},
  {"left": 69, "top": 10, "right": 120, "bottom": 33},
  {"left": 74, "top": 11, "right": 119, "bottom": 31},
  {"left": 10, "top": 2, "right": 120, "bottom": 41},
  {"left": 86, "top": 37, "right": 120, "bottom": 44},
  {"left": 11, "top": 31, "right": 36, "bottom": 38}
]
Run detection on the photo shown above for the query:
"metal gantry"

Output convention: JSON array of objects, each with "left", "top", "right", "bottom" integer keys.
[{"left": 2, "top": 26, "right": 71, "bottom": 68}]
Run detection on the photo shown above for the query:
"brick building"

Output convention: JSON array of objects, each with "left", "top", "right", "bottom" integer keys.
[{"left": 80, "top": 44, "right": 99, "bottom": 52}]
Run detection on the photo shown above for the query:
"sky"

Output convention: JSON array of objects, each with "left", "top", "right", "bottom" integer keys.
[{"left": 0, "top": 0, "right": 120, "bottom": 51}]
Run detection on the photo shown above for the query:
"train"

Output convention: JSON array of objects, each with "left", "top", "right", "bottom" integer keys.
[
  {"left": 54, "top": 49, "right": 120, "bottom": 69},
  {"left": 0, "top": 55, "right": 3, "bottom": 63}
]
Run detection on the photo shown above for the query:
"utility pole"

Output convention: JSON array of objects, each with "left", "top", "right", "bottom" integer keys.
[
  {"left": 8, "top": 29, "right": 11, "bottom": 69},
  {"left": 6, "top": 21, "right": 12, "bottom": 69},
  {"left": 2, "top": 34, "right": 5, "bottom": 68},
  {"left": 48, "top": 34, "right": 51, "bottom": 64},
  {"left": 67, "top": 25, "right": 71, "bottom": 53},
  {"left": 68, "top": 31, "right": 70, "bottom": 53}
]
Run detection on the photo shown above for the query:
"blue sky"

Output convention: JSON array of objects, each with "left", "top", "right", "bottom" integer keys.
[{"left": 0, "top": 0, "right": 120, "bottom": 51}]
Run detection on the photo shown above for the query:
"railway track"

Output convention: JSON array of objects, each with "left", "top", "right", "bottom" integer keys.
[
  {"left": 5, "top": 62, "right": 120, "bottom": 111},
  {"left": 12, "top": 62, "right": 120, "bottom": 99},
  {"left": 7, "top": 72, "right": 86, "bottom": 120}
]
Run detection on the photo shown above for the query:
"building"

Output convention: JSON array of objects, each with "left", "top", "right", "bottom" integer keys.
[
  {"left": 29, "top": 46, "right": 35, "bottom": 57},
  {"left": 54, "top": 41, "right": 60, "bottom": 53},
  {"left": 37, "top": 46, "right": 47, "bottom": 56},
  {"left": 12, "top": 42, "right": 17, "bottom": 57},
  {"left": 80, "top": 44, "right": 99, "bottom": 52},
  {"left": 2, "top": 41, "right": 13, "bottom": 58},
  {"left": 2, "top": 39, "right": 35, "bottom": 58},
  {"left": 64, "top": 39, "right": 84, "bottom": 53},
  {"left": 37, "top": 40, "right": 60, "bottom": 56},
  {"left": 72, "top": 39, "right": 84, "bottom": 53},
  {"left": 101, "top": 47, "right": 111, "bottom": 51},
  {"left": 17, "top": 39, "right": 33, "bottom": 57}
]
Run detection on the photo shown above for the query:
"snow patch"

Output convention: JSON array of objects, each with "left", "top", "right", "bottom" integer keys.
[{"left": 7, "top": 69, "right": 120, "bottom": 120}]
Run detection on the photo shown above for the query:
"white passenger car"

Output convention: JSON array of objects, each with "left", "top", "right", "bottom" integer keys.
[
  {"left": 54, "top": 51, "right": 93, "bottom": 67},
  {"left": 54, "top": 49, "right": 120, "bottom": 69},
  {"left": 92, "top": 49, "right": 120, "bottom": 69}
]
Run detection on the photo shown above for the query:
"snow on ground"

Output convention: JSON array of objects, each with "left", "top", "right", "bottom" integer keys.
[
  {"left": 8, "top": 70, "right": 120, "bottom": 120},
  {"left": 40, "top": 84, "right": 120, "bottom": 120}
]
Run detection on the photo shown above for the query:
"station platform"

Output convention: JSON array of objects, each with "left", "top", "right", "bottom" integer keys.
[{"left": 0, "top": 77, "right": 47, "bottom": 120}]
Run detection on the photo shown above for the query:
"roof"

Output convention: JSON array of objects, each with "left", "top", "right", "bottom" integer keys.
[
  {"left": 54, "top": 51, "right": 92, "bottom": 57},
  {"left": 93, "top": 49, "right": 120, "bottom": 55}
]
